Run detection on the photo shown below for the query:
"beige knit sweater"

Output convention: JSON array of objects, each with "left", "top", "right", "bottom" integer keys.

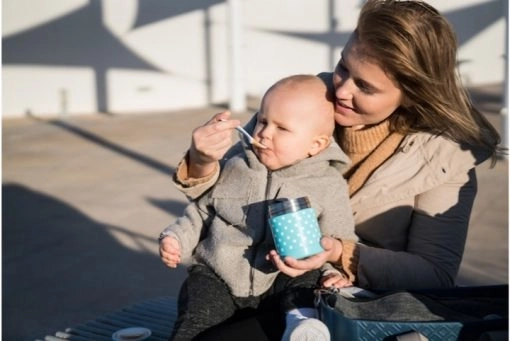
[{"left": 337, "top": 120, "right": 405, "bottom": 283}]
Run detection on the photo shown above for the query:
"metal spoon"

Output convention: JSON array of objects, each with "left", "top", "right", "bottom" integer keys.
[{"left": 220, "top": 119, "right": 267, "bottom": 149}]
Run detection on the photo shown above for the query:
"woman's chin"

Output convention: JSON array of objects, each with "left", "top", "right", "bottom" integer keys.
[{"left": 334, "top": 116, "right": 358, "bottom": 128}]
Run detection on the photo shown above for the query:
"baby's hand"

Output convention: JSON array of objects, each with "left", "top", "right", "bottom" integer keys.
[
  {"left": 320, "top": 272, "right": 352, "bottom": 289},
  {"left": 159, "top": 236, "right": 181, "bottom": 268}
]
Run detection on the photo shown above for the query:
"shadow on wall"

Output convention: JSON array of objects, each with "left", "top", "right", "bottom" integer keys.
[
  {"left": 468, "top": 85, "right": 505, "bottom": 115},
  {"left": 2, "top": 0, "right": 222, "bottom": 114},
  {"left": 2, "top": 184, "right": 187, "bottom": 341},
  {"left": 2, "top": 0, "right": 504, "bottom": 114}
]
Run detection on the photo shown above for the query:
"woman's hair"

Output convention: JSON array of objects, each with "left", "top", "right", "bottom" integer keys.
[{"left": 356, "top": 0, "right": 502, "bottom": 163}]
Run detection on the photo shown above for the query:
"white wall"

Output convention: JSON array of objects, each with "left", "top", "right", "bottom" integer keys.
[{"left": 2, "top": 0, "right": 506, "bottom": 117}]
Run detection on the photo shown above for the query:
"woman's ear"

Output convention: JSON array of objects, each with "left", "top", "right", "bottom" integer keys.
[{"left": 308, "top": 135, "right": 331, "bottom": 157}]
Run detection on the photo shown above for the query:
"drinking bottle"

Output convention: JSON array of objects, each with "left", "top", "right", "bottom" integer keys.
[{"left": 268, "top": 197, "right": 324, "bottom": 259}]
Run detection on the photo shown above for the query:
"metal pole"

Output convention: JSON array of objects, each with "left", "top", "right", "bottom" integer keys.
[
  {"left": 501, "top": 0, "right": 509, "bottom": 157},
  {"left": 228, "top": 0, "right": 246, "bottom": 112}
]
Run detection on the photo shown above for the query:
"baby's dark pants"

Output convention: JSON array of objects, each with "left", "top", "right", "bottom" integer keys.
[{"left": 169, "top": 264, "right": 320, "bottom": 341}]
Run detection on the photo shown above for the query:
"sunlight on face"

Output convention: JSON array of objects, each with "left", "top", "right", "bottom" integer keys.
[
  {"left": 332, "top": 33, "right": 403, "bottom": 130},
  {"left": 253, "top": 81, "right": 333, "bottom": 170}
]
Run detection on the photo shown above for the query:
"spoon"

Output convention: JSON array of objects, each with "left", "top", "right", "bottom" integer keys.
[{"left": 220, "top": 119, "right": 267, "bottom": 149}]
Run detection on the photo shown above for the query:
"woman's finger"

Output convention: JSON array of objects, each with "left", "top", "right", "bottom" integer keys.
[
  {"left": 204, "top": 111, "right": 232, "bottom": 126},
  {"left": 190, "top": 115, "right": 241, "bottom": 162},
  {"left": 268, "top": 250, "right": 306, "bottom": 277},
  {"left": 321, "top": 275, "right": 337, "bottom": 288},
  {"left": 282, "top": 251, "right": 329, "bottom": 270}
]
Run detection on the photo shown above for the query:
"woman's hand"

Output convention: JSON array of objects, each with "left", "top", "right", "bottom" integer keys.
[
  {"left": 267, "top": 236, "right": 343, "bottom": 277},
  {"left": 159, "top": 236, "right": 182, "bottom": 268},
  {"left": 321, "top": 273, "right": 352, "bottom": 289},
  {"left": 188, "top": 111, "right": 241, "bottom": 178}
]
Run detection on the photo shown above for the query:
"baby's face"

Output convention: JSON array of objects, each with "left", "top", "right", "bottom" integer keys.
[{"left": 253, "top": 84, "right": 333, "bottom": 170}]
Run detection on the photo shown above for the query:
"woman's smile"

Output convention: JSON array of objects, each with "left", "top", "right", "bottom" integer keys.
[{"left": 335, "top": 101, "right": 355, "bottom": 115}]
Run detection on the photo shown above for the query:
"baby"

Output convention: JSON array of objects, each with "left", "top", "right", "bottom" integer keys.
[{"left": 159, "top": 74, "right": 356, "bottom": 341}]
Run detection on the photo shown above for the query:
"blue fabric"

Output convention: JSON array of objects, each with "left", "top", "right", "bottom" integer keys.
[{"left": 316, "top": 285, "right": 508, "bottom": 341}]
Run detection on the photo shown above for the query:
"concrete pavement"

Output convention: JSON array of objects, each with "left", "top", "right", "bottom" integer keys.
[{"left": 3, "top": 85, "right": 508, "bottom": 340}]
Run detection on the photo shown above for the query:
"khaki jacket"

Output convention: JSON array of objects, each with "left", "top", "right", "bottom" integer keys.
[{"left": 350, "top": 132, "right": 489, "bottom": 289}]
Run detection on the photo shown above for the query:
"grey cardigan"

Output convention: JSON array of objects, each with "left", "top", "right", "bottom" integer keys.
[{"left": 162, "top": 142, "right": 356, "bottom": 297}]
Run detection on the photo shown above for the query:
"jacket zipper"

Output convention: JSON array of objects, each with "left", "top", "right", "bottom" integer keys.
[{"left": 249, "top": 170, "right": 273, "bottom": 296}]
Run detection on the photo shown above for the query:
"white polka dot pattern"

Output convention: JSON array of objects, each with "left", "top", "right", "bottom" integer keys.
[{"left": 269, "top": 208, "right": 324, "bottom": 259}]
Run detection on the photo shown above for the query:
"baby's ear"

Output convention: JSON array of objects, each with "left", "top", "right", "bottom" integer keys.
[{"left": 308, "top": 135, "right": 331, "bottom": 157}]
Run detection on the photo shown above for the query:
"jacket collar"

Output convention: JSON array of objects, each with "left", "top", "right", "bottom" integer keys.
[{"left": 350, "top": 132, "right": 489, "bottom": 207}]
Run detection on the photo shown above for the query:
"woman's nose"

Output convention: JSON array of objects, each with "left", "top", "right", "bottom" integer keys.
[{"left": 334, "top": 76, "right": 354, "bottom": 100}]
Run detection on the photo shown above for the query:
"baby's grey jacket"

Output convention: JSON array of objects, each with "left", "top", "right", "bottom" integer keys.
[{"left": 160, "top": 141, "right": 356, "bottom": 297}]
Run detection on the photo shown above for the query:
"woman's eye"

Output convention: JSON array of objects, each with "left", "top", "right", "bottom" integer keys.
[
  {"left": 337, "top": 57, "right": 374, "bottom": 95},
  {"left": 337, "top": 59, "right": 347, "bottom": 72},
  {"left": 358, "top": 83, "right": 374, "bottom": 94}
]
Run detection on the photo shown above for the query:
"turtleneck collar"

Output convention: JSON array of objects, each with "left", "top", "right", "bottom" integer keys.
[
  {"left": 336, "top": 119, "right": 392, "bottom": 155},
  {"left": 335, "top": 120, "right": 405, "bottom": 196}
]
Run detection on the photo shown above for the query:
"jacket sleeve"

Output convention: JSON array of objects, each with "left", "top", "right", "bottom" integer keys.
[
  {"left": 159, "top": 197, "right": 214, "bottom": 263},
  {"left": 172, "top": 155, "right": 221, "bottom": 201},
  {"left": 316, "top": 177, "right": 358, "bottom": 278},
  {"left": 318, "top": 179, "right": 358, "bottom": 242},
  {"left": 353, "top": 169, "right": 477, "bottom": 290}
]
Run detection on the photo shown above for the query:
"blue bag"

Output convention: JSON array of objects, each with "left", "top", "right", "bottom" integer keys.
[{"left": 315, "top": 285, "right": 508, "bottom": 341}]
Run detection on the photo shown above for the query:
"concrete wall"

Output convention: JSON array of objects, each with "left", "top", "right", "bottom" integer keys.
[{"left": 2, "top": 0, "right": 506, "bottom": 117}]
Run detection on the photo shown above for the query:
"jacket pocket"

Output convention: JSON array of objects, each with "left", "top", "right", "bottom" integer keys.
[{"left": 210, "top": 177, "right": 252, "bottom": 226}]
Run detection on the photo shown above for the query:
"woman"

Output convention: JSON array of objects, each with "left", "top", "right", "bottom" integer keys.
[{"left": 166, "top": 0, "right": 501, "bottom": 339}]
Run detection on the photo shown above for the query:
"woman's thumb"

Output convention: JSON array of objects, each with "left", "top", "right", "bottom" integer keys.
[
  {"left": 216, "top": 110, "right": 231, "bottom": 121},
  {"left": 321, "top": 236, "right": 334, "bottom": 250}
]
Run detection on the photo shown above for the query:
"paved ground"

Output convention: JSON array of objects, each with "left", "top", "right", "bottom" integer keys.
[{"left": 2, "top": 84, "right": 508, "bottom": 340}]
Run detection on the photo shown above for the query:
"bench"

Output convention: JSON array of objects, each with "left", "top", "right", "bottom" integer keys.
[{"left": 39, "top": 296, "right": 177, "bottom": 341}]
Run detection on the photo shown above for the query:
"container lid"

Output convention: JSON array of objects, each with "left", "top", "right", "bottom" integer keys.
[
  {"left": 112, "top": 327, "right": 151, "bottom": 341},
  {"left": 268, "top": 197, "right": 310, "bottom": 217}
]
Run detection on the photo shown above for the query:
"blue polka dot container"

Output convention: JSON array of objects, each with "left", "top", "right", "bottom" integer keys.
[{"left": 268, "top": 197, "right": 324, "bottom": 259}]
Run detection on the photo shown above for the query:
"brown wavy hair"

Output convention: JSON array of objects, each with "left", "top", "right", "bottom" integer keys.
[{"left": 356, "top": 0, "right": 502, "bottom": 164}]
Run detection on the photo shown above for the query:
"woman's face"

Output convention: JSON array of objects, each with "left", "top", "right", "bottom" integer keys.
[{"left": 332, "top": 34, "right": 404, "bottom": 129}]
